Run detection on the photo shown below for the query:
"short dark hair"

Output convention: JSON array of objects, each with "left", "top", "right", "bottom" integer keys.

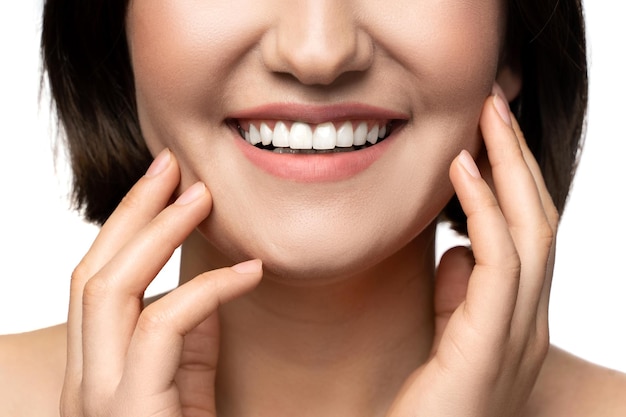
[{"left": 42, "top": 0, "right": 588, "bottom": 230}]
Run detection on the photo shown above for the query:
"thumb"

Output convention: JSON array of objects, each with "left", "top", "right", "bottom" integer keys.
[{"left": 432, "top": 246, "right": 474, "bottom": 354}]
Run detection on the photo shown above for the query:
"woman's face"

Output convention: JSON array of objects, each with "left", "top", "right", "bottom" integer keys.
[{"left": 126, "top": 0, "right": 507, "bottom": 279}]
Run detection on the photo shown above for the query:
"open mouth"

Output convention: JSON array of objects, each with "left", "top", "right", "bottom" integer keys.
[{"left": 229, "top": 119, "right": 401, "bottom": 154}]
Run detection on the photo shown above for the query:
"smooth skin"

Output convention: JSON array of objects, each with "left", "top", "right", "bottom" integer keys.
[
  {"left": 2, "top": 91, "right": 625, "bottom": 416},
  {"left": 126, "top": 0, "right": 503, "bottom": 280},
  {"left": 2, "top": 1, "right": 625, "bottom": 415}
]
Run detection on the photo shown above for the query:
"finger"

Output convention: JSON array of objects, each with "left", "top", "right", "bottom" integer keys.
[
  {"left": 480, "top": 90, "right": 555, "bottom": 320},
  {"left": 510, "top": 116, "right": 558, "bottom": 324},
  {"left": 510, "top": 115, "right": 560, "bottom": 232},
  {"left": 65, "top": 149, "right": 178, "bottom": 385},
  {"left": 175, "top": 313, "right": 220, "bottom": 414},
  {"left": 448, "top": 151, "right": 520, "bottom": 337},
  {"left": 481, "top": 92, "right": 550, "bottom": 243},
  {"left": 535, "top": 238, "right": 556, "bottom": 332},
  {"left": 77, "top": 148, "right": 180, "bottom": 279},
  {"left": 432, "top": 246, "right": 474, "bottom": 354},
  {"left": 81, "top": 182, "right": 212, "bottom": 389},
  {"left": 120, "top": 260, "right": 263, "bottom": 397}
]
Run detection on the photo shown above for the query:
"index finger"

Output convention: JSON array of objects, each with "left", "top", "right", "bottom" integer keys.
[
  {"left": 79, "top": 148, "right": 180, "bottom": 276},
  {"left": 65, "top": 149, "right": 179, "bottom": 382}
]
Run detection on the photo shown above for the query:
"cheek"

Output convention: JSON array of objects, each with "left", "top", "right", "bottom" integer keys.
[
  {"left": 366, "top": 0, "right": 504, "bottom": 103},
  {"left": 389, "top": 0, "right": 503, "bottom": 165},
  {"left": 126, "top": 0, "right": 261, "bottom": 139}
]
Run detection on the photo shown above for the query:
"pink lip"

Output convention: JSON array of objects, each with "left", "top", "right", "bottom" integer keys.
[
  {"left": 228, "top": 103, "right": 408, "bottom": 182},
  {"left": 228, "top": 102, "right": 409, "bottom": 124},
  {"left": 232, "top": 132, "right": 398, "bottom": 182}
]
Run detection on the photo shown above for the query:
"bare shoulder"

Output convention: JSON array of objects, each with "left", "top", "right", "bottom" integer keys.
[
  {"left": 526, "top": 345, "right": 626, "bottom": 417},
  {"left": 0, "top": 324, "right": 67, "bottom": 417}
]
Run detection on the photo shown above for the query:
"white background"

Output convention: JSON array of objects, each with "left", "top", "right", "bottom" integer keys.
[{"left": 1, "top": 2, "right": 624, "bottom": 373}]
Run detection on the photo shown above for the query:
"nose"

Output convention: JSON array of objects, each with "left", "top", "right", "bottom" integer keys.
[{"left": 261, "top": 1, "right": 373, "bottom": 85}]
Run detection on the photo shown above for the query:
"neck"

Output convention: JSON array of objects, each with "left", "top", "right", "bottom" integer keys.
[{"left": 179, "top": 226, "right": 437, "bottom": 417}]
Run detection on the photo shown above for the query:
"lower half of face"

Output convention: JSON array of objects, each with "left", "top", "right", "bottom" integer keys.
[{"left": 127, "top": 0, "right": 505, "bottom": 279}]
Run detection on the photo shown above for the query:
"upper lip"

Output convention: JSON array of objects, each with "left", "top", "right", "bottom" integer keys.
[{"left": 227, "top": 102, "right": 409, "bottom": 124}]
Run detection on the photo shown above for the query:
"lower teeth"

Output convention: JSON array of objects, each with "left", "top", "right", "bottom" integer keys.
[{"left": 271, "top": 146, "right": 368, "bottom": 154}]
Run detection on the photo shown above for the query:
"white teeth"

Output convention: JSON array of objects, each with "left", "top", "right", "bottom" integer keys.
[
  {"left": 289, "top": 122, "right": 313, "bottom": 149},
  {"left": 336, "top": 121, "right": 354, "bottom": 147},
  {"left": 366, "top": 125, "right": 379, "bottom": 145},
  {"left": 272, "top": 121, "right": 290, "bottom": 147},
  {"left": 249, "top": 124, "right": 261, "bottom": 145},
  {"left": 353, "top": 122, "right": 368, "bottom": 146},
  {"left": 260, "top": 122, "right": 273, "bottom": 146},
  {"left": 312, "top": 122, "right": 336, "bottom": 150},
  {"left": 242, "top": 120, "right": 390, "bottom": 150},
  {"left": 378, "top": 125, "right": 387, "bottom": 139}
]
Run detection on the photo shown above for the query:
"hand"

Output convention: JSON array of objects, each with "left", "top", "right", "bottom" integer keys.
[
  {"left": 386, "top": 85, "right": 558, "bottom": 417},
  {"left": 59, "top": 149, "right": 263, "bottom": 417}
]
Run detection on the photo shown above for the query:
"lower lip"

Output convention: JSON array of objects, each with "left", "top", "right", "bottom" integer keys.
[{"left": 232, "top": 130, "right": 397, "bottom": 182}]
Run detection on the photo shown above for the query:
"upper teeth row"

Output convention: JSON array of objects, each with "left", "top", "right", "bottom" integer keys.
[{"left": 240, "top": 121, "right": 389, "bottom": 150}]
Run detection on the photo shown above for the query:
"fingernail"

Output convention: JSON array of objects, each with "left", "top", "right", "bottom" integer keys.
[
  {"left": 492, "top": 93, "right": 512, "bottom": 127},
  {"left": 458, "top": 150, "right": 481, "bottom": 179},
  {"left": 145, "top": 149, "right": 171, "bottom": 177},
  {"left": 231, "top": 259, "right": 263, "bottom": 274},
  {"left": 174, "top": 182, "right": 206, "bottom": 205}
]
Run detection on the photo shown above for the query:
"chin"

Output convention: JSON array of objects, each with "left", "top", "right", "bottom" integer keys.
[
  {"left": 263, "top": 242, "right": 392, "bottom": 284},
  {"left": 197, "top": 206, "right": 435, "bottom": 286}
]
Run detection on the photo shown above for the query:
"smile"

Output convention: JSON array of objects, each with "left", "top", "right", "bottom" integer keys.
[
  {"left": 227, "top": 103, "right": 408, "bottom": 181},
  {"left": 233, "top": 119, "right": 397, "bottom": 154}
]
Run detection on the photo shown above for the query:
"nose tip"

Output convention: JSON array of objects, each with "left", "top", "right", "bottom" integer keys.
[{"left": 261, "top": 4, "right": 373, "bottom": 85}]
